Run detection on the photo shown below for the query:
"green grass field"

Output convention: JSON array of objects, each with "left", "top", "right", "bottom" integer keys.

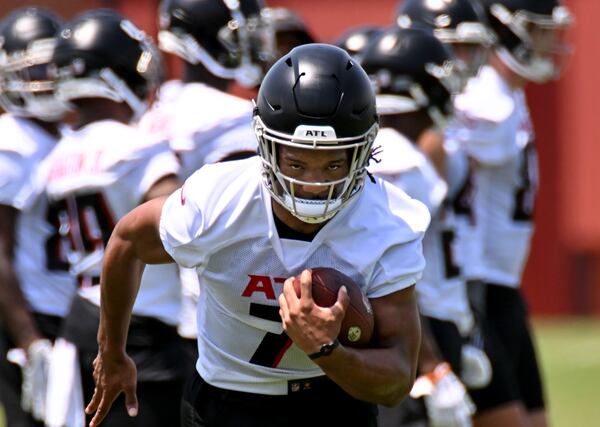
[
  {"left": 533, "top": 317, "right": 600, "bottom": 427},
  {"left": 1, "top": 317, "right": 599, "bottom": 427}
]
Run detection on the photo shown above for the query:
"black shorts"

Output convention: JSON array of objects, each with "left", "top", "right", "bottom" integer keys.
[
  {"left": 468, "top": 284, "right": 545, "bottom": 412},
  {"left": 60, "top": 295, "right": 191, "bottom": 427},
  {"left": 426, "top": 317, "right": 464, "bottom": 373},
  {"left": 0, "top": 312, "right": 62, "bottom": 427},
  {"left": 182, "top": 373, "right": 378, "bottom": 427}
]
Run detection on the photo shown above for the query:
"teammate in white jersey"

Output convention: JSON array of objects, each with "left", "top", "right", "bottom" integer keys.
[
  {"left": 86, "top": 43, "right": 428, "bottom": 427},
  {"left": 449, "top": 1, "right": 572, "bottom": 427},
  {"left": 362, "top": 27, "right": 476, "bottom": 427},
  {"left": 141, "top": 0, "right": 276, "bottom": 172},
  {"left": 0, "top": 7, "right": 74, "bottom": 426},
  {"left": 40, "top": 10, "right": 187, "bottom": 427}
]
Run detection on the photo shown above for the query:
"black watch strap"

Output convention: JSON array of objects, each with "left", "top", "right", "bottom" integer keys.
[{"left": 308, "top": 339, "right": 340, "bottom": 360}]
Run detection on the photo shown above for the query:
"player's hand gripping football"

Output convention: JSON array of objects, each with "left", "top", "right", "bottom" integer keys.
[
  {"left": 410, "top": 362, "right": 475, "bottom": 427},
  {"left": 85, "top": 346, "right": 138, "bottom": 427},
  {"left": 279, "top": 268, "right": 349, "bottom": 356}
]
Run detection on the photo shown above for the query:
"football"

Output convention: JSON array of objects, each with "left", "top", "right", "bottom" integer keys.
[{"left": 293, "top": 267, "right": 374, "bottom": 347}]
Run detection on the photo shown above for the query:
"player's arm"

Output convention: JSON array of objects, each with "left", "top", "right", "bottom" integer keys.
[
  {"left": 86, "top": 196, "right": 173, "bottom": 427},
  {"left": 280, "top": 270, "right": 421, "bottom": 407},
  {"left": 316, "top": 284, "right": 421, "bottom": 406},
  {"left": 418, "top": 128, "right": 447, "bottom": 180},
  {"left": 142, "top": 173, "right": 181, "bottom": 202},
  {"left": 417, "top": 316, "right": 445, "bottom": 374},
  {"left": 0, "top": 204, "right": 42, "bottom": 350}
]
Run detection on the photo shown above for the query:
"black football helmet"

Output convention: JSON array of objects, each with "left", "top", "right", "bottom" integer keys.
[
  {"left": 158, "top": 0, "right": 275, "bottom": 88},
  {"left": 395, "top": 0, "right": 495, "bottom": 87},
  {"left": 480, "top": 0, "right": 572, "bottom": 82},
  {"left": 333, "top": 25, "right": 384, "bottom": 61},
  {"left": 50, "top": 9, "right": 162, "bottom": 121},
  {"left": 254, "top": 43, "right": 378, "bottom": 224},
  {"left": 360, "top": 27, "right": 458, "bottom": 129},
  {"left": 0, "top": 7, "right": 68, "bottom": 121}
]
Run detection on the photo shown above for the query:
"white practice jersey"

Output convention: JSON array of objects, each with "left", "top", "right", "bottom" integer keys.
[
  {"left": 160, "top": 156, "right": 430, "bottom": 394},
  {"left": 139, "top": 81, "right": 258, "bottom": 179},
  {"left": 43, "top": 120, "right": 182, "bottom": 325},
  {"left": 0, "top": 114, "right": 76, "bottom": 317},
  {"left": 140, "top": 80, "right": 259, "bottom": 337},
  {"left": 450, "top": 65, "right": 537, "bottom": 287},
  {"left": 370, "top": 128, "right": 473, "bottom": 334}
]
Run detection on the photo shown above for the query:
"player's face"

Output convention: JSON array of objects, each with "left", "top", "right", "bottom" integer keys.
[
  {"left": 277, "top": 145, "right": 350, "bottom": 200},
  {"left": 452, "top": 42, "right": 488, "bottom": 78}
]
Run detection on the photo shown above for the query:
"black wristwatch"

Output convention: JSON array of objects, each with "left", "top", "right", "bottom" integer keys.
[{"left": 308, "top": 339, "right": 340, "bottom": 360}]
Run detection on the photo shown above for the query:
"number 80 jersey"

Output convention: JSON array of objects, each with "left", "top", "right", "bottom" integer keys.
[{"left": 43, "top": 120, "right": 181, "bottom": 318}]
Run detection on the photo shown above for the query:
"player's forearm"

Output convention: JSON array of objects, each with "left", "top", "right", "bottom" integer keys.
[
  {"left": 316, "top": 344, "right": 416, "bottom": 406},
  {"left": 0, "top": 206, "right": 42, "bottom": 349},
  {"left": 0, "top": 264, "right": 42, "bottom": 349},
  {"left": 316, "top": 288, "right": 422, "bottom": 406},
  {"left": 98, "top": 223, "right": 144, "bottom": 352},
  {"left": 417, "top": 316, "right": 445, "bottom": 374}
]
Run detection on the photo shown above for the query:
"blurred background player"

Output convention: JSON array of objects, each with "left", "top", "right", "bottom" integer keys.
[
  {"left": 40, "top": 9, "right": 187, "bottom": 426},
  {"left": 394, "top": 0, "right": 495, "bottom": 179},
  {"left": 447, "top": 0, "right": 573, "bottom": 426},
  {"left": 360, "top": 27, "right": 475, "bottom": 427},
  {"left": 140, "top": 0, "right": 274, "bottom": 166},
  {"left": 0, "top": 7, "right": 74, "bottom": 426}
]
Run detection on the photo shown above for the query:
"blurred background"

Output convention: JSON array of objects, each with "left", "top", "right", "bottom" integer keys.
[{"left": 0, "top": 0, "right": 598, "bottom": 426}]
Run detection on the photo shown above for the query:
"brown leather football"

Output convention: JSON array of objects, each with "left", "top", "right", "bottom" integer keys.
[{"left": 293, "top": 267, "right": 374, "bottom": 347}]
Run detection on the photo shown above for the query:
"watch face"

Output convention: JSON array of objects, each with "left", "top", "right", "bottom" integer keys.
[
  {"left": 309, "top": 339, "right": 340, "bottom": 359},
  {"left": 322, "top": 343, "right": 335, "bottom": 355}
]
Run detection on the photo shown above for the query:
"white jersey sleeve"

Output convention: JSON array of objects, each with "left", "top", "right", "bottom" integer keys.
[
  {"left": 451, "top": 65, "right": 529, "bottom": 165},
  {"left": 370, "top": 128, "right": 447, "bottom": 216},
  {"left": 160, "top": 159, "right": 258, "bottom": 268},
  {"left": 46, "top": 121, "right": 179, "bottom": 217},
  {"left": 0, "top": 151, "right": 29, "bottom": 207},
  {"left": 0, "top": 115, "right": 56, "bottom": 209}
]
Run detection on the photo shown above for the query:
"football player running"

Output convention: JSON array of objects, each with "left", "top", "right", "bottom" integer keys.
[
  {"left": 0, "top": 7, "right": 74, "bottom": 426},
  {"left": 86, "top": 43, "right": 430, "bottom": 427},
  {"left": 41, "top": 9, "right": 187, "bottom": 427},
  {"left": 447, "top": 1, "right": 573, "bottom": 427}
]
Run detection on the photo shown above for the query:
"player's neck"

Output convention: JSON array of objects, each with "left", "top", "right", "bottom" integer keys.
[
  {"left": 272, "top": 201, "right": 324, "bottom": 236},
  {"left": 183, "top": 63, "right": 230, "bottom": 92},
  {"left": 72, "top": 99, "right": 134, "bottom": 130},
  {"left": 26, "top": 117, "right": 61, "bottom": 138},
  {"left": 380, "top": 112, "right": 432, "bottom": 144},
  {"left": 490, "top": 53, "right": 528, "bottom": 90}
]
